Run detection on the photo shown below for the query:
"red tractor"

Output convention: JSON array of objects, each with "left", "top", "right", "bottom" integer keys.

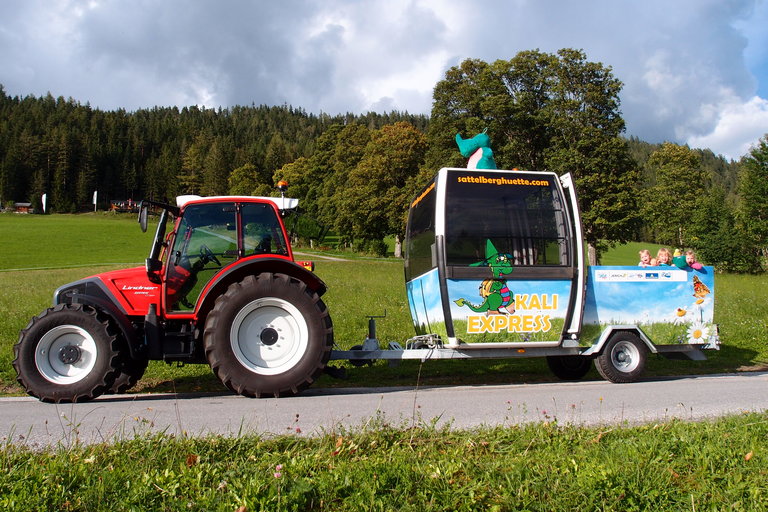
[{"left": 13, "top": 192, "right": 333, "bottom": 402}]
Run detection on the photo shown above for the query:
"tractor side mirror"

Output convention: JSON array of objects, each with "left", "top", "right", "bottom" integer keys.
[{"left": 138, "top": 204, "right": 149, "bottom": 233}]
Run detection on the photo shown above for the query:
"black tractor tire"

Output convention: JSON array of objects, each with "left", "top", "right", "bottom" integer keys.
[
  {"left": 203, "top": 273, "right": 333, "bottom": 398},
  {"left": 546, "top": 355, "right": 592, "bottom": 381},
  {"left": 109, "top": 355, "right": 149, "bottom": 394},
  {"left": 13, "top": 304, "right": 122, "bottom": 403},
  {"left": 594, "top": 332, "right": 648, "bottom": 383}
]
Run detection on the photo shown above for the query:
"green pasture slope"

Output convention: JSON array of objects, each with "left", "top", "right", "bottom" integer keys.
[
  {"left": 1, "top": 214, "right": 767, "bottom": 511},
  {"left": 1, "top": 213, "right": 767, "bottom": 395}
]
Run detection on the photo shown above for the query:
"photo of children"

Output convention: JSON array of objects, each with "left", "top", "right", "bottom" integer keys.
[
  {"left": 638, "top": 249, "right": 652, "bottom": 267},
  {"left": 655, "top": 247, "right": 672, "bottom": 266},
  {"left": 635, "top": 247, "right": 705, "bottom": 271},
  {"left": 685, "top": 249, "right": 704, "bottom": 270}
]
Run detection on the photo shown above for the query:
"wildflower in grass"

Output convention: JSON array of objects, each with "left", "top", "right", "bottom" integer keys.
[
  {"left": 687, "top": 322, "right": 710, "bottom": 343},
  {"left": 274, "top": 464, "right": 283, "bottom": 479}
]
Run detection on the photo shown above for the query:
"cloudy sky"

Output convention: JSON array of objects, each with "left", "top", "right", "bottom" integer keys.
[{"left": 1, "top": 0, "right": 767, "bottom": 161}]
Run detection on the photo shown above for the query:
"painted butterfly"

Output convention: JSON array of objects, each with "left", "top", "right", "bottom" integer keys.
[{"left": 692, "top": 275, "right": 710, "bottom": 298}]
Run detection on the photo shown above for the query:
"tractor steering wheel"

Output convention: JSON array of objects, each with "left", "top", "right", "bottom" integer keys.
[{"left": 199, "top": 244, "right": 221, "bottom": 266}]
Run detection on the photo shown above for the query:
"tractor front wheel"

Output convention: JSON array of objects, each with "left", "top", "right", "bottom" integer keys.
[
  {"left": 109, "top": 354, "right": 149, "bottom": 394},
  {"left": 204, "top": 273, "right": 333, "bottom": 397},
  {"left": 13, "top": 304, "right": 121, "bottom": 403}
]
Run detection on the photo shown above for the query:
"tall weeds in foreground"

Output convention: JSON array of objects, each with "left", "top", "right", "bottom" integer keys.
[{"left": 1, "top": 413, "right": 766, "bottom": 511}]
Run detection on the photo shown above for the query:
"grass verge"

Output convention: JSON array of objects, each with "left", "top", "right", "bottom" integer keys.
[{"left": 1, "top": 412, "right": 766, "bottom": 511}]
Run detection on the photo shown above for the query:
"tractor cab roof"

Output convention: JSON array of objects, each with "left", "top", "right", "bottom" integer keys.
[{"left": 175, "top": 195, "right": 299, "bottom": 211}]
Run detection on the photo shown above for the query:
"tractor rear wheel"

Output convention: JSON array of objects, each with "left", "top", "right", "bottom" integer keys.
[
  {"left": 204, "top": 273, "right": 333, "bottom": 398},
  {"left": 13, "top": 304, "right": 121, "bottom": 403}
]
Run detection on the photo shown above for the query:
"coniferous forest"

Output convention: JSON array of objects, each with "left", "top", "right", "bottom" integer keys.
[
  {"left": 0, "top": 84, "right": 428, "bottom": 211},
  {"left": 1, "top": 50, "right": 767, "bottom": 272}
]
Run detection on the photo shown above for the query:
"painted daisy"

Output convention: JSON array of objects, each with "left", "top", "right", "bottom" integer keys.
[
  {"left": 686, "top": 322, "right": 710, "bottom": 344},
  {"left": 673, "top": 306, "right": 691, "bottom": 325}
]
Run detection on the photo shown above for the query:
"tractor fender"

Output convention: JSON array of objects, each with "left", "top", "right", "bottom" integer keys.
[
  {"left": 54, "top": 278, "right": 143, "bottom": 359},
  {"left": 581, "top": 326, "right": 658, "bottom": 357},
  {"left": 195, "top": 257, "right": 328, "bottom": 322}
]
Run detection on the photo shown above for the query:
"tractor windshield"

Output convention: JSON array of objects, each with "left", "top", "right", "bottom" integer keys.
[{"left": 164, "top": 201, "right": 290, "bottom": 311}]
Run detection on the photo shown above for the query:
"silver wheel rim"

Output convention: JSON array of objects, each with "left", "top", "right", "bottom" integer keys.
[
  {"left": 230, "top": 297, "right": 309, "bottom": 375},
  {"left": 34, "top": 325, "right": 98, "bottom": 384},
  {"left": 610, "top": 340, "right": 641, "bottom": 373}
]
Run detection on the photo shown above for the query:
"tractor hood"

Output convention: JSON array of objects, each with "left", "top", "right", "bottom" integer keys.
[{"left": 55, "top": 266, "right": 160, "bottom": 316}]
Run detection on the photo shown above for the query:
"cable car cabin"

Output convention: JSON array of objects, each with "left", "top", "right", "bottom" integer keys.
[
  {"left": 404, "top": 168, "right": 585, "bottom": 348},
  {"left": 404, "top": 168, "right": 718, "bottom": 355}
]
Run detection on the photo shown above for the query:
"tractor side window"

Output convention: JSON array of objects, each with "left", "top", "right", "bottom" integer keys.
[
  {"left": 445, "top": 172, "right": 570, "bottom": 267},
  {"left": 241, "top": 203, "right": 288, "bottom": 256},
  {"left": 166, "top": 203, "right": 237, "bottom": 312}
]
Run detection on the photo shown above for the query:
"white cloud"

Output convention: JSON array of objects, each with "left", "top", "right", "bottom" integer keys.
[
  {"left": 1, "top": 0, "right": 767, "bottom": 159},
  {"left": 687, "top": 95, "right": 768, "bottom": 160}
]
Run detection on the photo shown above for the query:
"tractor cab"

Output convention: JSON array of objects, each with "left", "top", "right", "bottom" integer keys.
[
  {"left": 404, "top": 168, "right": 585, "bottom": 348},
  {"left": 139, "top": 194, "right": 301, "bottom": 315},
  {"left": 163, "top": 197, "right": 291, "bottom": 312}
]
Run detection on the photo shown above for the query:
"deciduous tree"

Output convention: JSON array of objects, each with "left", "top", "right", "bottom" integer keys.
[
  {"left": 736, "top": 135, "right": 768, "bottom": 268},
  {"left": 427, "top": 49, "right": 640, "bottom": 263},
  {"left": 336, "top": 122, "right": 426, "bottom": 254},
  {"left": 642, "top": 143, "right": 708, "bottom": 247}
]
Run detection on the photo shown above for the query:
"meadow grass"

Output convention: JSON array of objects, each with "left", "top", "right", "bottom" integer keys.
[
  {"left": 1, "top": 213, "right": 767, "bottom": 396},
  {"left": 599, "top": 241, "right": 667, "bottom": 265},
  {"left": 0, "top": 212, "right": 151, "bottom": 270},
  {"left": 0, "top": 413, "right": 766, "bottom": 511},
  {"left": 2, "top": 214, "right": 768, "bottom": 510}
]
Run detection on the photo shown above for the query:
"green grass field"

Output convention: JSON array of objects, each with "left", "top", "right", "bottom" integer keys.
[
  {"left": 2, "top": 213, "right": 767, "bottom": 510},
  {"left": 1, "top": 213, "right": 767, "bottom": 396}
]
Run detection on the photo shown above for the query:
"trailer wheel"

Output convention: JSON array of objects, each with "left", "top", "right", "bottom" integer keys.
[
  {"left": 595, "top": 332, "right": 648, "bottom": 383},
  {"left": 12, "top": 304, "right": 121, "bottom": 403},
  {"left": 109, "top": 355, "right": 149, "bottom": 394},
  {"left": 546, "top": 355, "right": 592, "bottom": 381},
  {"left": 204, "top": 273, "right": 333, "bottom": 398}
]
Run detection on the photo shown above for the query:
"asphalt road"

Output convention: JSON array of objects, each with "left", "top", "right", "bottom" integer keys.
[{"left": 1, "top": 372, "right": 766, "bottom": 448}]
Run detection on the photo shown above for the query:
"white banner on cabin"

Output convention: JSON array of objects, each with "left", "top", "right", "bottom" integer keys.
[{"left": 593, "top": 269, "right": 688, "bottom": 282}]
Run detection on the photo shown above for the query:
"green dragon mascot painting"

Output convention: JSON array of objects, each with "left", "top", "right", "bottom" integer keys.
[{"left": 454, "top": 240, "right": 516, "bottom": 315}]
